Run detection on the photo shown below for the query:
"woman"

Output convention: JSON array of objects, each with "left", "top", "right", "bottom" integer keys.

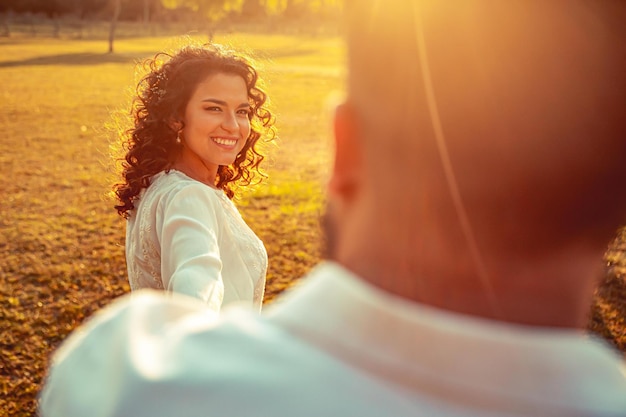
[{"left": 114, "top": 44, "right": 274, "bottom": 313}]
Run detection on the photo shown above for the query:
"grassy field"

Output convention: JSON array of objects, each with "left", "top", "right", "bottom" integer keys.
[{"left": 0, "top": 31, "right": 624, "bottom": 417}]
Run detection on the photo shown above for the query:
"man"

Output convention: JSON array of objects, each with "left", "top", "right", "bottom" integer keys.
[{"left": 40, "top": 1, "right": 626, "bottom": 416}]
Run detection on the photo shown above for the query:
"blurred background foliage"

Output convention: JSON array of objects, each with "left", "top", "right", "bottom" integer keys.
[
  {"left": 0, "top": 0, "right": 342, "bottom": 32},
  {"left": 0, "top": 0, "right": 342, "bottom": 51}
]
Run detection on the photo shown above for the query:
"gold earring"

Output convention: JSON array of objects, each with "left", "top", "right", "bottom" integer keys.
[{"left": 176, "top": 131, "right": 182, "bottom": 144}]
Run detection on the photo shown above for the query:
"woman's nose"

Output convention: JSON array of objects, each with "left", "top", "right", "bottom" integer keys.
[{"left": 221, "top": 111, "right": 239, "bottom": 132}]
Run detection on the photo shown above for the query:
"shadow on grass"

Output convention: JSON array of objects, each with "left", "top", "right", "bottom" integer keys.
[
  {"left": 0, "top": 45, "right": 324, "bottom": 69},
  {"left": 0, "top": 52, "right": 150, "bottom": 68}
]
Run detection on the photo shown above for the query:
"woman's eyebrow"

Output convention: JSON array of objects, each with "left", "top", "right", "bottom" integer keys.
[
  {"left": 201, "top": 99, "right": 250, "bottom": 109},
  {"left": 201, "top": 98, "right": 227, "bottom": 105}
]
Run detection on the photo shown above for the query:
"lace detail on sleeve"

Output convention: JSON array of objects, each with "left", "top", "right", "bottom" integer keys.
[
  {"left": 138, "top": 200, "right": 163, "bottom": 290},
  {"left": 127, "top": 184, "right": 164, "bottom": 292}
]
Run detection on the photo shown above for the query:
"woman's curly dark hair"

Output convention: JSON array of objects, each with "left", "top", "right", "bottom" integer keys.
[{"left": 114, "top": 43, "right": 275, "bottom": 218}]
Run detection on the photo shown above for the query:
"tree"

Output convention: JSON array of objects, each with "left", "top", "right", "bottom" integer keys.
[
  {"left": 143, "top": 0, "right": 150, "bottom": 25},
  {"left": 0, "top": 0, "right": 12, "bottom": 36},
  {"left": 282, "top": 0, "right": 340, "bottom": 20},
  {"left": 73, "top": 0, "right": 110, "bottom": 19},
  {"left": 161, "top": 0, "right": 231, "bottom": 40},
  {"left": 240, "top": 0, "right": 266, "bottom": 20},
  {"left": 283, "top": 0, "right": 307, "bottom": 18},
  {"left": 108, "top": 0, "right": 121, "bottom": 53}
]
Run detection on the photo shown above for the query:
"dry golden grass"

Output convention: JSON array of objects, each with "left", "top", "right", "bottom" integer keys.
[
  {"left": 0, "top": 32, "right": 343, "bottom": 416},
  {"left": 0, "top": 32, "right": 623, "bottom": 417}
]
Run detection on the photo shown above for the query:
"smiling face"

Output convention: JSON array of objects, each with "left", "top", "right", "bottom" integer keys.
[{"left": 175, "top": 72, "right": 251, "bottom": 185}]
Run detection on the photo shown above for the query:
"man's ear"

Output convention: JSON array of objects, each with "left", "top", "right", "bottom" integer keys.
[{"left": 328, "top": 102, "right": 362, "bottom": 201}]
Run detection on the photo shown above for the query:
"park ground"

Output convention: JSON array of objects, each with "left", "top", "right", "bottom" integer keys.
[{"left": 0, "top": 27, "right": 625, "bottom": 417}]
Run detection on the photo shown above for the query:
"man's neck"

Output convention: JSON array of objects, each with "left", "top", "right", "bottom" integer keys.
[{"left": 339, "top": 245, "right": 601, "bottom": 329}]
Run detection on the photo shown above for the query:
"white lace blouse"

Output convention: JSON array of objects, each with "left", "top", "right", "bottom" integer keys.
[{"left": 125, "top": 170, "right": 267, "bottom": 313}]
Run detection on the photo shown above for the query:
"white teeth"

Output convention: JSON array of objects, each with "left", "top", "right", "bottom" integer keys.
[{"left": 213, "top": 137, "right": 237, "bottom": 146}]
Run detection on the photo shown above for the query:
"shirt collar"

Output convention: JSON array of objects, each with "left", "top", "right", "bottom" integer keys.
[{"left": 268, "top": 261, "right": 626, "bottom": 414}]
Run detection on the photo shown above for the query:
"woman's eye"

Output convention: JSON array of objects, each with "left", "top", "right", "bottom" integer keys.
[
  {"left": 237, "top": 109, "right": 251, "bottom": 116},
  {"left": 205, "top": 106, "right": 221, "bottom": 112}
]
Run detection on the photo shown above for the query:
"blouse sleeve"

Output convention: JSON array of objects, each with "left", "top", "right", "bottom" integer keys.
[{"left": 156, "top": 184, "right": 224, "bottom": 312}]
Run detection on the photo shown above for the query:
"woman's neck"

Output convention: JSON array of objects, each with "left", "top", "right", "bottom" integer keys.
[{"left": 173, "top": 151, "right": 218, "bottom": 188}]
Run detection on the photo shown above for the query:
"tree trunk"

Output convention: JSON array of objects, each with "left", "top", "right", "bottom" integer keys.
[
  {"left": 196, "top": 3, "right": 212, "bottom": 43},
  {"left": 29, "top": 13, "right": 36, "bottom": 36},
  {"left": 141, "top": 0, "right": 152, "bottom": 33},
  {"left": 143, "top": 0, "right": 150, "bottom": 30},
  {"left": 108, "top": 0, "right": 121, "bottom": 53},
  {"left": 1, "top": 12, "right": 10, "bottom": 37},
  {"left": 52, "top": 15, "right": 61, "bottom": 38},
  {"left": 77, "top": 16, "right": 84, "bottom": 40}
]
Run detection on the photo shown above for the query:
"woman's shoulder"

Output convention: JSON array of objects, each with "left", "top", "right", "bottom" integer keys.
[
  {"left": 150, "top": 170, "right": 219, "bottom": 196},
  {"left": 150, "top": 170, "right": 225, "bottom": 210}
]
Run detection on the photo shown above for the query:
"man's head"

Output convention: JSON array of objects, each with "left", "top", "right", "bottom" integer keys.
[{"left": 326, "top": 0, "right": 626, "bottom": 326}]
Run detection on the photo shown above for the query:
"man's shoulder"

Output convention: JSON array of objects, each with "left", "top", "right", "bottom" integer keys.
[
  {"left": 41, "top": 290, "right": 413, "bottom": 417},
  {"left": 50, "top": 289, "right": 321, "bottom": 364}
]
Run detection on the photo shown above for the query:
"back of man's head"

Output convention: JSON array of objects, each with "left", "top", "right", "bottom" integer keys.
[
  {"left": 345, "top": 0, "right": 626, "bottom": 254},
  {"left": 333, "top": 0, "right": 626, "bottom": 324}
]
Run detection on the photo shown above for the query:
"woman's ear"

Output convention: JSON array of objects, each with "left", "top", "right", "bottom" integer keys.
[
  {"left": 328, "top": 102, "right": 362, "bottom": 202},
  {"left": 168, "top": 118, "right": 183, "bottom": 133}
]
